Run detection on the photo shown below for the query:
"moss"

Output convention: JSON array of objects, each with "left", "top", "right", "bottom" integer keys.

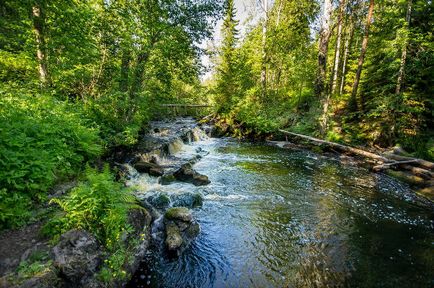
[{"left": 165, "top": 207, "right": 191, "bottom": 221}]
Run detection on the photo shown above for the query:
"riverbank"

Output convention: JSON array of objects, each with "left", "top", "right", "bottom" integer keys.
[
  {"left": 208, "top": 115, "right": 434, "bottom": 204},
  {"left": 0, "top": 118, "right": 211, "bottom": 287}
]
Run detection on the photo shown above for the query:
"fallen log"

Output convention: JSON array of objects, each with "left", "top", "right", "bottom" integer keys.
[
  {"left": 372, "top": 160, "right": 418, "bottom": 172},
  {"left": 278, "top": 130, "right": 389, "bottom": 163},
  {"left": 401, "top": 165, "right": 434, "bottom": 180},
  {"left": 382, "top": 153, "right": 434, "bottom": 171}
]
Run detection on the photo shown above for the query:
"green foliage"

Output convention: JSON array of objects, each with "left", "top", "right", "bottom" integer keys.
[
  {"left": 211, "top": 0, "right": 318, "bottom": 136},
  {"left": 49, "top": 166, "right": 140, "bottom": 283},
  {"left": 0, "top": 0, "right": 221, "bottom": 231},
  {"left": 98, "top": 247, "right": 130, "bottom": 283},
  {"left": 0, "top": 189, "right": 32, "bottom": 229},
  {"left": 49, "top": 166, "right": 135, "bottom": 250},
  {"left": 85, "top": 91, "right": 149, "bottom": 147},
  {"left": 209, "top": 0, "right": 432, "bottom": 160},
  {"left": 11, "top": 251, "right": 53, "bottom": 284},
  {"left": 0, "top": 88, "right": 101, "bottom": 229}
]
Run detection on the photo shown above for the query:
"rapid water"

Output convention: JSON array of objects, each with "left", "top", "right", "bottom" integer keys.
[{"left": 128, "top": 136, "right": 434, "bottom": 288}]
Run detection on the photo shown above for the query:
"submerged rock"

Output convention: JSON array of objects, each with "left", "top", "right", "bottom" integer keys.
[
  {"left": 160, "top": 174, "right": 176, "bottom": 185},
  {"left": 164, "top": 208, "right": 200, "bottom": 257},
  {"left": 173, "top": 164, "right": 210, "bottom": 186},
  {"left": 171, "top": 192, "right": 203, "bottom": 208},
  {"left": 52, "top": 230, "right": 101, "bottom": 285},
  {"left": 147, "top": 192, "right": 171, "bottom": 209}
]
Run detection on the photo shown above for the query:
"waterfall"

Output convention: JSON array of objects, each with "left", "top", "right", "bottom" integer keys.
[{"left": 168, "top": 137, "right": 185, "bottom": 155}]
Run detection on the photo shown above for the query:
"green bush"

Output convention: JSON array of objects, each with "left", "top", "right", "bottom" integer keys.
[
  {"left": 85, "top": 91, "right": 149, "bottom": 147},
  {"left": 0, "top": 88, "right": 102, "bottom": 229},
  {"left": 49, "top": 166, "right": 135, "bottom": 250}
]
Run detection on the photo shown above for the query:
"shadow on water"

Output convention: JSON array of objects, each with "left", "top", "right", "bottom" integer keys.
[{"left": 128, "top": 139, "right": 434, "bottom": 288}]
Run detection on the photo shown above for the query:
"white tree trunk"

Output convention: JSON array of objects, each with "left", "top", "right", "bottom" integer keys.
[
  {"left": 33, "top": 4, "right": 48, "bottom": 86},
  {"left": 318, "top": 0, "right": 334, "bottom": 135},
  {"left": 331, "top": 0, "right": 346, "bottom": 94},
  {"left": 339, "top": 19, "right": 354, "bottom": 95},
  {"left": 395, "top": 0, "right": 412, "bottom": 94},
  {"left": 260, "top": 0, "right": 268, "bottom": 99}
]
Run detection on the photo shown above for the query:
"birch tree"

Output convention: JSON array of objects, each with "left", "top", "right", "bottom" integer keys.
[
  {"left": 350, "top": 0, "right": 374, "bottom": 110},
  {"left": 395, "top": 0, "right": 412, "bottom": 95}
]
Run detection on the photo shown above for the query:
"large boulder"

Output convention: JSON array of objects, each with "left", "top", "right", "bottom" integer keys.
[
  {"left": 164, "top": 208, "right": 200, "bottom": 257},
  {"left": 173, "top": 164, "right": 210, "bottom": 186},
  {"left": 52, "top": 230, "right": 101, "bottom": 285}
]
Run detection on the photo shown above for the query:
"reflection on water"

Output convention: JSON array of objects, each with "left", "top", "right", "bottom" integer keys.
[{"left": 129, "top": 138, "right": 434, "bottom": 288}]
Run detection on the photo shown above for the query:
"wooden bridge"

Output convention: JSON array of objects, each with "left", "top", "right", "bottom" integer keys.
[{"left": 160, "top": 104, "right": 212, "bottom": 117}]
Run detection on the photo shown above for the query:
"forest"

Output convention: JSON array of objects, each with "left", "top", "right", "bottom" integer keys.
[{"left": 0, "top": 0, "right": 433, "bottom": 287}]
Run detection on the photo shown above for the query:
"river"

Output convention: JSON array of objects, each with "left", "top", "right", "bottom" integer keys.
[{"left": 128, "top": 133, "right": 433, "bottom": 287}]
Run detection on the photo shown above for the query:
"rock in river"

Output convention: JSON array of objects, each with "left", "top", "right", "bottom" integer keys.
[
  {"left": 164, "top": 207, "right": 200, "bottom": 256},
  {"left": 134, "top": 161, "right": 164, "bottom": 176},
  {"left": 173, "top": 163, "right": 210, "bottom": 186},
  {"left": 171, "top": 192, "right": 203, "bottom": 208}
]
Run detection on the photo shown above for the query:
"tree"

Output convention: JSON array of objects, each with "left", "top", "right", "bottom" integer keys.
[
  {"left": 331, "top": 0, "right": 346, "bottom": 94},
  {"left": 315, "top": 0, "right": 333, "bottom": 98},
  {"left": 32, "top": 1, "right": 48, "bottom": 87},
  {"left": 395, "top": 0, "right": 412, "bottom": 94},
  {"left": 260, "top": 0, "right": 269, "bottom": 99},
  {"left": 339, "top": 12, "right": 355, "bottom": 95},
  {"left": 216, "top": 0, "right": 239, "bottom": 113},
  {"left": 317, "top": 0, "right": 334, "bottom": 136},
  {"left": 350, "top": 0, "right": 374, "bottom": 110}
]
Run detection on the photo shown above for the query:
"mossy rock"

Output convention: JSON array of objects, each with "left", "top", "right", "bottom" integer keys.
[
  {"left": 148, "top": 193, "right": 171, "bottom": 209},
  {"left": 185, "top": 222, "right": 200, "bottom": 238},
  {"left": 165, "top": 222, "right": 183, "bottom": 252},
  {"left": 160, "top": 174, "right": 176, "bottom": 185},
  {"left": 165, "top": 207, "right": 192, "bottom": 222}
]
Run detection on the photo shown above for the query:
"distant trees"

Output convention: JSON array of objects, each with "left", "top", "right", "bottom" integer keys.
[
  {"left": 215, "top": 0, "right": 240, "bottom": 113},
  {"left": 210, "top": 0, "right": 433, "bottom": 159}
]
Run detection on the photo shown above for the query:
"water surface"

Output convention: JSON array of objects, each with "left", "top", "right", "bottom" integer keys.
[{"left": 129, "top": 137, "right": 434, "bottom": 288}]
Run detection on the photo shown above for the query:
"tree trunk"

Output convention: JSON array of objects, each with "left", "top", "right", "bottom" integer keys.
[
  {"left": 260, "top": 0, "right": 268, "bottom": 99},
  {"left": 318, "top": 0, "right": 334, "bottom": 135},
  {"left": 119, "top": 49, "right": 131, "bottom": 92},
  {"left": 32, "top": 3, "right": 48, "bottom": 87},
  {"left": 339, "top": 16, "right": 355, "bottom": 95},
  {"left": 350, "top": 0, "right": 374, "bottom": 111},
  {"left": 395, "top": 0, "right": 412, "bottom": 94},
  {"left": 130, "top": 51, "right": 150, "bottom": 97},
  {"left": 315, "top": 0, "right": 333, "bottom": 98},
  {"left": 331, "top": 0, "right": 346, "bottom": 94}
]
